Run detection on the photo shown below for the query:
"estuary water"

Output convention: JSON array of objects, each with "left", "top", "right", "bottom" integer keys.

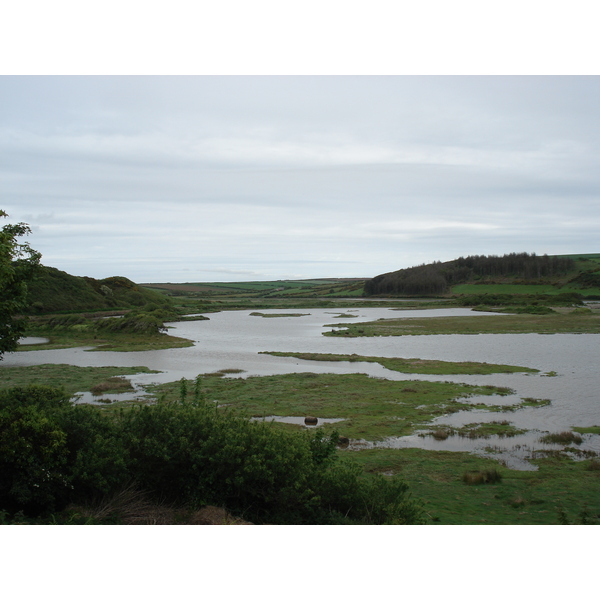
[{"left": 7, "top": 307, "right": 600, "bottom": 469}]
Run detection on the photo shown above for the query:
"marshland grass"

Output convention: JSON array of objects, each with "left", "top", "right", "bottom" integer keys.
[
  {"left": 19, "top": 326, "right": 194, "bottom": 352},
  {"left": 261, "top": 351, "right": 539, "bottom": 375},
  {"left": 421, "top": 421, "right": 528, "bottom": 440},
  {"left": 573, "top": 426, "right": 600, "bottom": 435},
  {"left": 249, "top": 312, "right": 310, "bottom": 318},
  {"left": 324, "top": 311, "right": 600, "bottom": 337},
  {"left": 349, "top": 448, "right": 600, "bottom": 524},
  {"left": 540, "top": 431, "right": 584, "bottom": 445},
  {"left": 153, "top": 372, "right": 521, "bottom": 441},
  {"left": 462, "top": 469, "right": 503, "bottom": 485},
  {"left": 0, "top": 364, "right": 159, "bottom": 396},
  {"left": 90, "top": 376, "right": 134, "bottom": 395}
]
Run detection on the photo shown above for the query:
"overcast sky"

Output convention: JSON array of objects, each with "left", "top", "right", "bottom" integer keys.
[{"left": 1, "top": 75, "right": 599, "bottom": 282}]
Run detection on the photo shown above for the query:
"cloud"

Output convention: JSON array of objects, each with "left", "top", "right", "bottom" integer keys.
[{"left": 1, "top": 76, "right": 599, "bottom": 281}]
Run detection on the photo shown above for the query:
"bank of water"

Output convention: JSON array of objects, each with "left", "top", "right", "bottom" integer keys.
[{"left": 5, "top": 307, "right": 599, "bottom": 469}]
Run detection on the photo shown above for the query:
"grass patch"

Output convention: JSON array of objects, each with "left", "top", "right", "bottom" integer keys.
[
  {"left": 90, "top": 377, "right": 134, "bottom": 396},
  {"left": 0, "top": 364, "right": 159, "bottom": 396},
  {"left": 422, "top": 421, "right": 528, "bottom": 440},
  {"left": 349, "top": 447, "right": 600, "bottom": 524},
  {"left": 203, "top": 368, "right": 247, "bottom": 378},
  {"left": 573, "top": 426, "right": 600, "bottom": 435},
  {"left": 152, "top": 372, "right": 516, "bottom": 442},
  {"left": 249, "top": 312, "right": 310, "bottom": 318},
  {"left": 20, "top": 326, "right": 194, "bottom": 352},
  {"left": 462, "top": 469, "right": 503, "bottom": 485},
  {"left": 540, "top": 431, "right": 584, "bottom": 445},
  {"left": 324, "top": 311, "right": 600, "bottom": 336},
  {"left": 261, "top": 351, "right": 538, "bottom": 375}
]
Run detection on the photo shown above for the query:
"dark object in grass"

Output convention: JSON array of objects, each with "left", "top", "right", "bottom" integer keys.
[
  {"left": 462, "top": 469, "right": 503, "bottom": 485},
  {"left": 337, "top": 436, "right": 350, "bottom": 447},
  {"left": 539, "top": 431, "right": 583, "bottom": 445},
  {"left": 432, "top": 429, "right": 450, "bottom": 440}
]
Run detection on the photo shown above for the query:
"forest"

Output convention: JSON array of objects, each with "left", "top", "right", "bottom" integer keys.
[{"left": 364, "top": 253, "right": 576, "bottom": 296}]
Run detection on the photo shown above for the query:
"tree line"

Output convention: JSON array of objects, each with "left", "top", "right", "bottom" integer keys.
[{"left": 364, "top": 253, "right": 575, "bottom": 297}]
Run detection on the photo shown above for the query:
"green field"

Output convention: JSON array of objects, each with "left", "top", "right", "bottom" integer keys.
[
  {"left": 141, "top": 278, "right": 367, "bottom": 299},
  {"left": 452, "top": 283, "right": 600, "bottom": 296},
  {"left": 325, "top": 310, "right": 600, "bottom": 337},
  {"left": 351, "top": 448, "right": 600, "bottom": 525}
]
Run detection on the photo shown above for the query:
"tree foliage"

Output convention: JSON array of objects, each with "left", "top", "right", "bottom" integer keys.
[
  {"left": 0, "top": 385, "right": 424, "bottom": 524},
  {"left": 0, "top": 211, "right": 41, "bottom": 358}
]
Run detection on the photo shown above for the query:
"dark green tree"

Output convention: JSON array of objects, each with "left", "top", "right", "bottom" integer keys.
[{"left": 0, "top": 210, "right": 41, "bottom": 359}]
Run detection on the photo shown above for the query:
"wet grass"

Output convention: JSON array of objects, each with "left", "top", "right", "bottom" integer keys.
[
  {"left": 261, "top": 351, "right": 538, "bottom": 375},
  {"left": 324, "top": 311, "right": 600, "bottom": 337},
  {"left": 573, "top": 425, "right": 600, "bottom": 435},
  {"left": 349, "top": 448, "right": 600, "bottom": 524},
  {"left": 249, "top": 312, "right": 310, "bottom": 318},
  {"left": 152, "top": 372, "right": 517, "bottom": 441},
  {"left": 421, "top": 421, "right": 528, "bottom": 440},
  {"left": 462, "top": 469, "right": 503, "bottom": 485},
  {"left": 90, "top": 377, "right": 134, "bottom": 395},
  {"left": 0, "top": 364, "right": 159, "bottom": 396},
  {"left": 19, "top": 327, "right": 194, "bottom": 352},
  {"left": 539, "top": 431, "right": 584, "bottom": 445}
]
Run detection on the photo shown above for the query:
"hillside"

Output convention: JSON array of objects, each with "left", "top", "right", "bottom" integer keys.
[
  {"left": 25, "top": 265, "right": 172, "bottom": 314},
  {"left": 364, "top": 253, "right": 600, "bottom": 298}
]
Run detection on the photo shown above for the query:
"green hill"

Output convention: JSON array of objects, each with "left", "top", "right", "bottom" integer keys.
[
  {"left": 25, "top": 265, "right": 172, "bottom": 314},
  {"left": 364, "top": 252, "right": 600, "bottom": 298}
]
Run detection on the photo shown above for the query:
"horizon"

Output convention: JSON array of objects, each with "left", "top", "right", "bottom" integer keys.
[{"left": 35, "top": 250, "right": 599, "bottom": 286}]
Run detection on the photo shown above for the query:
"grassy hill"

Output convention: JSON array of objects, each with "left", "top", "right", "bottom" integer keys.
[
  {"left": 25, "top": 265, "right": 172, "bottom": 314},
  {"left": 364, "top": 253, "right": 600, "bottom": 299},
  {"left": 141, "top": 278, "right": 366, "bottom": 299}
]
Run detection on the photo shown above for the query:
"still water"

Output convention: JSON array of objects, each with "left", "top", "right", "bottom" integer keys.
[{"left": 7, "top": 307, "right": 600, "bottom": 469}]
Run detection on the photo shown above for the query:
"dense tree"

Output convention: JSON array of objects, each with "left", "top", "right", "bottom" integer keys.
[
  {"left": 0, "top": 211, "right": 41, "bottom": 359},
  {"left": 365, "top": 253, "right": 575, "bottom": 296}
]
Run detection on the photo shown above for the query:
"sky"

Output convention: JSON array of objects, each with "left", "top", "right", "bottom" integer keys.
[{"left": 2, "top": 74, "right": 599, "bottom": 283}]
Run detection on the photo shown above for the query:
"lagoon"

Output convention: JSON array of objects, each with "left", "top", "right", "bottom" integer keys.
[{"left": 7, "top": 307, "right": 600, "bottom": 468}]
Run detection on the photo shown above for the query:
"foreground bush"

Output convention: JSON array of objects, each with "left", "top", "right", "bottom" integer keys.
[{"left": 0, "top": 385, "right": 424, "bottom": 524}]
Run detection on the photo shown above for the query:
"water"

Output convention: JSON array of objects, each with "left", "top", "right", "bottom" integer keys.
[{"left": 5, "top": 307, "right": 600, "bottom": 469}]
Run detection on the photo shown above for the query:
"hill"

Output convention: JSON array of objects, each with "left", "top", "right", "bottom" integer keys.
[
  {"left": 25, "top": 265, "right": 172, "bottom": 314},
  {"left": 364, "top": 252, "right": 600, "bottom": 298}
]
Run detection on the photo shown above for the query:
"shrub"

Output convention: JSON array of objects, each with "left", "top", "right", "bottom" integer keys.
[
  {"left": 0, "top": 386, "right": 130, "bottom": 516},
  {"left": 0, "top": 385, "right": 424, "bottom": 524}
]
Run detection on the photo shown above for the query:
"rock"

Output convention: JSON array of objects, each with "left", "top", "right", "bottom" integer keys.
[{"left": 304, "top": 416, "right": 318, "bottom": 425}]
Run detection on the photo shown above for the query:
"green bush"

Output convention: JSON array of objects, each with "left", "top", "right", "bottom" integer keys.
[
  {"left": 0, "top": 386, "right": 127, "bottom": 515},
  {"left": 0, "top": 385, "right": 424, "bottom": 524}
]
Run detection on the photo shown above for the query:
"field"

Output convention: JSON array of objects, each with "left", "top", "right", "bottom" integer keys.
[
  {"left": 325, "top": 309, "right": 600, "bottom": 337},
  {"left": 141, "top": 278, "right": 367, "bottom": 299}
]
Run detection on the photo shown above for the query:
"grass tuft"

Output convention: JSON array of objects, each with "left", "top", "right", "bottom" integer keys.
[
  {"left": 462, "top": 469, "right": 503, "bottom": 485},
  {"left": 540, "top": 431, "right": 583, "bottom": 445},
  {"left": 90, "top": 377, "right": 133, "bottom": 395}
]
